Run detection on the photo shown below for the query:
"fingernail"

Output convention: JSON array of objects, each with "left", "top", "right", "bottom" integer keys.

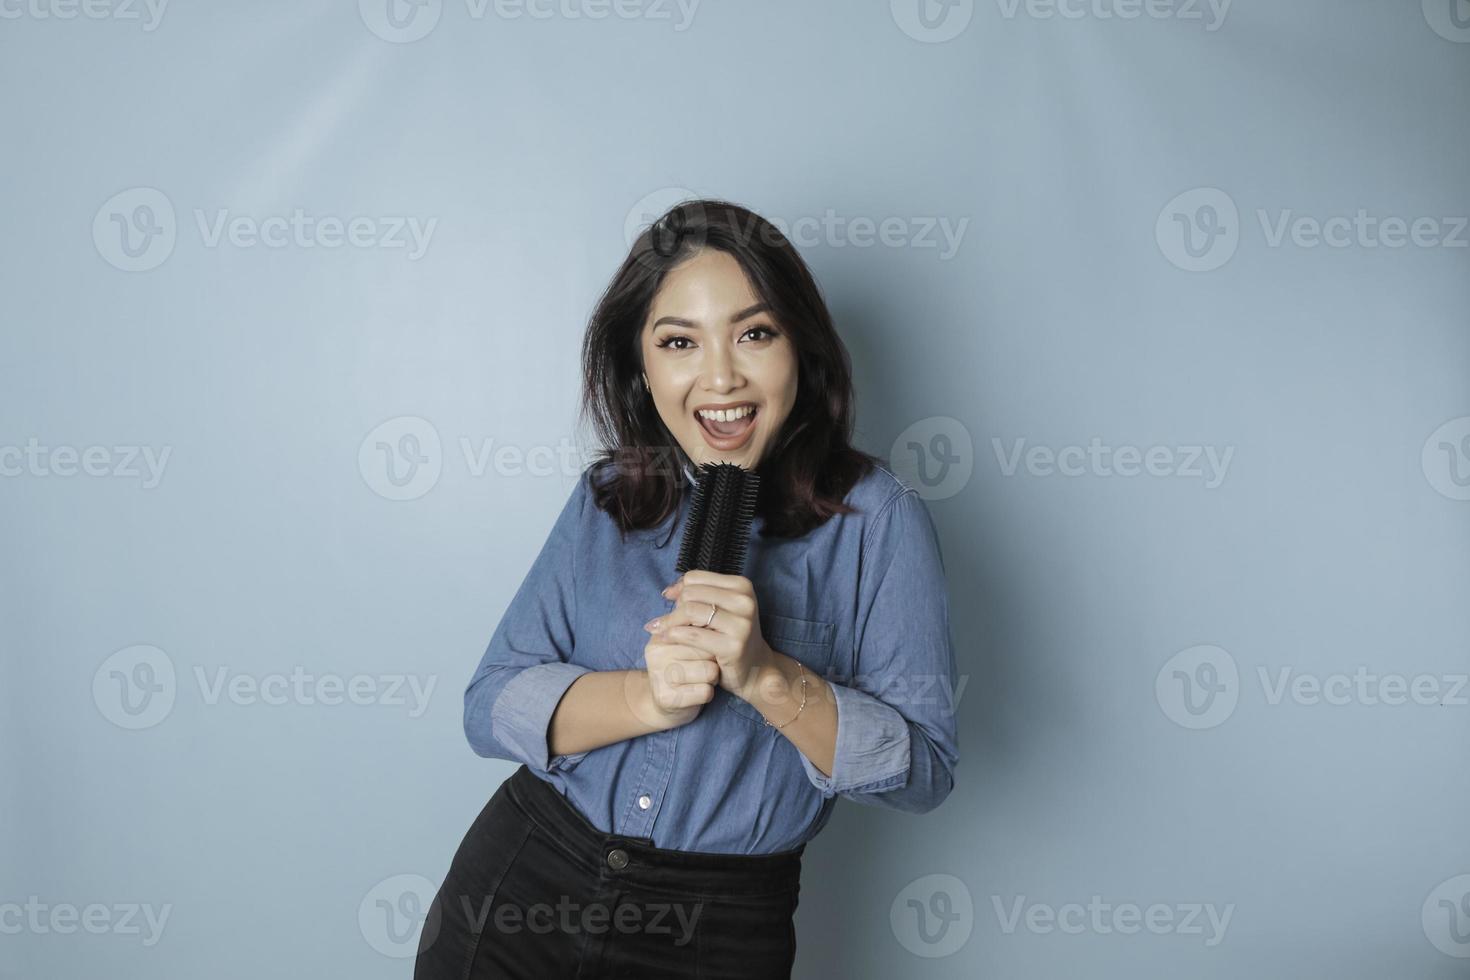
[
  {"left": 644, "top": 618, "right": 661, "bottom": 631},
  {"left": 661, "top": 585, "right": 674, "bottom": 598}
]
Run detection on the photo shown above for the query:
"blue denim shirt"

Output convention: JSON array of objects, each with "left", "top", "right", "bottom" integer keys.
[{"left": 463, "top": 459, "right": 960, "bottom": 854}]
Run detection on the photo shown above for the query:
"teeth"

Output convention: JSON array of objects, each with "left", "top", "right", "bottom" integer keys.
[{"left": 697, "top": 405, "right": 755, "bottom": 423}]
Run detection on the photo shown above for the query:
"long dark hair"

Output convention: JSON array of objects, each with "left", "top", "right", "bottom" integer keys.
[{"left": 580, "top": 198, "right": 880, "bottom": 540}]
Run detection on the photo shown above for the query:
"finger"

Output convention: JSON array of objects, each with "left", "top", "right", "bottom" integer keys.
[
  {"left": 673, "top": 570, "right": 753, "bottom": 594},
  {"left": 665, "top": 683, "right": 715, "bottom": 708},
  {"left": 647, "top": 602, "right": 718, "bottom": 633},
  {"left": 657, "top": 658, "right": 719, "bottom": 687},
  {"left": 676, "top": 584, "right": 753, "bottom": 616},
  {"left": 646, "top": 641, "right": 718, "bottom": 666},
  {"left": 648, "top": 641, "right": 722, "bottom": 666},
  {"left": 658, "top": 627, "right": 736, "bottom": 659},
  {"left": 655, "top": 586, "right": 754, "bottom": 633}
]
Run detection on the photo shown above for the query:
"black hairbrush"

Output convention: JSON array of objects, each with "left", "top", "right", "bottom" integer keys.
[{"left": 674, "top": 461, "right": 760, "bottom": 575}]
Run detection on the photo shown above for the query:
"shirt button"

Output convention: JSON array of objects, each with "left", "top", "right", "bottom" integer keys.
[
  {"left": 637, "top": 794, "right": 652, "bottom": 810},
  {"left": 606, "top": 848, "right": 629, "bottom": 870}
]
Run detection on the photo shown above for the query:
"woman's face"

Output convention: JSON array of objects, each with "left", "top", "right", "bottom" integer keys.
[{"left": 640, "top": 248, "right": 798, "bottom": 473}]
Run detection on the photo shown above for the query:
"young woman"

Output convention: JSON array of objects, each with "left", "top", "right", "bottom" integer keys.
[{"left": 414, "top": 200, "right": 960, "bottom": 979}]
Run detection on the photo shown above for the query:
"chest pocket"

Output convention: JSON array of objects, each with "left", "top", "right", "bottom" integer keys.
[{"left": 725, "top": 613, "right": 837, "bottom": 726}]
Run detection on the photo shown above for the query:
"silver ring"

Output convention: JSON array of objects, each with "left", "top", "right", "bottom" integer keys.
[{"left": 703, "top": 603, "right": 718, "bottom": 628}]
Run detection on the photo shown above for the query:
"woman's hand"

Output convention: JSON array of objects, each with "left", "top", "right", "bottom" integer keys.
[
  {"left": 639, "top": 634, "right": 719, "bottom": 730},
  {"left": 643, "top": 570, "right": 776, "bottom": 703}
]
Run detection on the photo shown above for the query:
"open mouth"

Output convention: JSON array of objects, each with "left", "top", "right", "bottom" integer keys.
[{"left": 694, "top": 404, "right": 758, "bottom": 446}]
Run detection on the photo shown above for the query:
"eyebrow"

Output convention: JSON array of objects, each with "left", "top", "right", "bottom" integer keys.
[{"left": 652, "top": 302, "right": 769, "bottom": 330}]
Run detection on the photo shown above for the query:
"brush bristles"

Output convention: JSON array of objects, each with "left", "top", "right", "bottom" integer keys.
[{"left": 674, "top": 461, "right": 760, "bottom": 576}]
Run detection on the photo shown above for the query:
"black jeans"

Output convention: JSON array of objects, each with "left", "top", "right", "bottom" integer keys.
[{"left": 414, "top": 764, "right": 805, "bottom": 979}]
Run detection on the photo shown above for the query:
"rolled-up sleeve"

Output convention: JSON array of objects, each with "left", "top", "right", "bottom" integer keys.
[
  {"left": 796, "top": 487, "right": 961, "bottom": 813},
  {"left": 463, "top": 472, "right": 595, "bottom": 774}
]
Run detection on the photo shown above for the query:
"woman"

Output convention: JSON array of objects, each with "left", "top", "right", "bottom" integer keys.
[{"left": 414, "top": 200, "right": 960, "bottom": 979}]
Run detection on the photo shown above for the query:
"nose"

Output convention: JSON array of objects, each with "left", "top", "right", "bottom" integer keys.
[{"left": 700, "top": 339, "right": 744, "bottom": 392}]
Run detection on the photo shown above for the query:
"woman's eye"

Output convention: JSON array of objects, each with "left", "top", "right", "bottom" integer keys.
[{"left": 655, "top": 326, "right": 776, "bottom": 350}]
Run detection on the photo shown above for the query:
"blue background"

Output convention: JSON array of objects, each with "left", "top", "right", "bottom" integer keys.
[{"left": 3, "top": 0, "right": 1468, "bottom": 976}]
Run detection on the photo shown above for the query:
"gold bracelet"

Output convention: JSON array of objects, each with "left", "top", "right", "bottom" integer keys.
[{"left": 765, "top": 662, "right": 808, "bottom": 730}]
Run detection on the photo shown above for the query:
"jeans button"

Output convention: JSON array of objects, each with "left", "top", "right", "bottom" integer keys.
[
  {"left": 637, "top": 794, "right": 652, "bottom": 810},
  {"left": 606, "top": 848, "right": 629, "bottom": 870}
]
